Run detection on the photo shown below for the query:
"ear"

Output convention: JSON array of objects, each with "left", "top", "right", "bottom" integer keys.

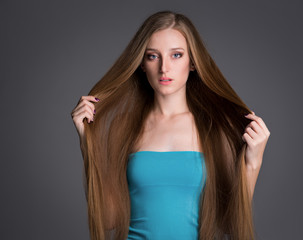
[
  {"left": 190, "top": 62, "right": 195, "bottom": 71},
  {"left": 141, "top": 62, "right": 146, "bottom": 72}
]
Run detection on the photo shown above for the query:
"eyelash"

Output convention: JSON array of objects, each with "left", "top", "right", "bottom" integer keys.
[
  {"left": 173, "top": 53, "right": 182, "bottom": 58},
  {"left": 146, "top": 53, "right": 183, "bottom": 60},
  {"left": 147, "top": 54, "right": 158, "bottom": 60}
]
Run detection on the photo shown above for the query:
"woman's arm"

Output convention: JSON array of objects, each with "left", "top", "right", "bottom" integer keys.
[
  {"left": 242, "top": 112, "right": 270, "bottom": 200},
  {"left": 71, "top": 95, "right": 99, "bottom": 199},
  {"left": 246, "top": 162, "right": 261, "bottom": 200}
]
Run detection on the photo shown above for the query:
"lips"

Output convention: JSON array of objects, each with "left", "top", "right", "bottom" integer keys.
[{"left": 159, "top": 77, "right": 173, "bottom": 81}]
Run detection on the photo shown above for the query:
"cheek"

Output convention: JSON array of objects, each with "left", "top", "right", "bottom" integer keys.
[
  {"left": 144, "top": 63, "right": 158, "bottom": 77},
  {"left": 176, "top": 60, "right": 191, "bottom": 75},
  {"left": 143, "top": 64, "right": 157, "bottom": 84}
]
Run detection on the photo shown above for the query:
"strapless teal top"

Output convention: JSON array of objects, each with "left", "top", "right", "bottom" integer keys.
[{"left": 126, "top": 151, "right": 206, "bottom": 240}]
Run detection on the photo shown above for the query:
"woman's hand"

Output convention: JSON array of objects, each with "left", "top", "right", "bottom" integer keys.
[
  {"left": 71, "top": 95, "right": 99, "bottom": 139},
  {"left": 242, "top": 112, "right": 270, "bottom": 170}
]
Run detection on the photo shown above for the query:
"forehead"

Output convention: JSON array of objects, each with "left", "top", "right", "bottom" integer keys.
[{"left": 146, "top": 28, "right": 188, "bottom": 50}]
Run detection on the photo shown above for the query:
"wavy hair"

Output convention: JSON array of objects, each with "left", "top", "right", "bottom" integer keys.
[{"left": 82, "top": 10, "right": 254, "bottom": 240}]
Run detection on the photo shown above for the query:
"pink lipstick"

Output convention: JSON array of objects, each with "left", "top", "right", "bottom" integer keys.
[{"left": 159, "top": 77, "right": 173, "bottom": 85}]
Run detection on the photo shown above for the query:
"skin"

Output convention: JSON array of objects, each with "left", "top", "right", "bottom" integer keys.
[
  {"left": 137, "top": 28, "right": 201, "bottom": 153},
  {"left": 71, "top": 28, "right": 270, "bottom": 200},
  {"left": 71, "top": 95, "right": 98, "bottom": 141},
  {"left": 141, "top": 28, "right": 195, "bottom": 116},
  {"left": 243, "top": 112, "right": 270, "bottom": 199}
]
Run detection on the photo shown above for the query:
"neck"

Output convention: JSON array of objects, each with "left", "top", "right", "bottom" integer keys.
[{"left": 152, "top": 91, "right": 190, "bottom": 117}]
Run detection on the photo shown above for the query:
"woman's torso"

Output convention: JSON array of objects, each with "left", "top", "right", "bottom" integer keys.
[
  {"left": 127, "top": 111, "right": 206, "bottom": 239},
  {"left": 127, "top": 151, "right": 206, "bottom": 239}
]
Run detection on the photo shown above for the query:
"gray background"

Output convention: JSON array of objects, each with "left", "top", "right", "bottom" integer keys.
[{"left": 1, "top": 0, "right": 302, "bottom": 239}]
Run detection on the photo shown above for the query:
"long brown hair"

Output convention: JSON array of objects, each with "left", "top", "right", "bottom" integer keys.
[{"left": 82, "top": 10, "right": 254, "bottom": 240}]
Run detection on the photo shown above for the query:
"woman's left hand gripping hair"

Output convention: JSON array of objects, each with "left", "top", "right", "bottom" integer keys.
[{"left": 242, "top": 112, "right": 271, "bottom": 170}]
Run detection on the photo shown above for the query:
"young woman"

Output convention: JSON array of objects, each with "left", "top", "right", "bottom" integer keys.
[{"left": 71, "top": 10, "right": 270, "bottom": 240}]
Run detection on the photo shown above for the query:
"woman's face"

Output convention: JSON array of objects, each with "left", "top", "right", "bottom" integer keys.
[{"left": 141, "top": 28, "right": 194, "bottom": 96}]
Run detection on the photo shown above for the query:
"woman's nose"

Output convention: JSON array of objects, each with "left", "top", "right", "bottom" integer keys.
[{"left": 159, "top": 57, "right": 169, "bottom": 73}]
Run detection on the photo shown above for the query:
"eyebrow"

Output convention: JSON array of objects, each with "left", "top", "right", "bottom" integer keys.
[{"left": 145, "top": 47, "right": 185, "bottom": 52}]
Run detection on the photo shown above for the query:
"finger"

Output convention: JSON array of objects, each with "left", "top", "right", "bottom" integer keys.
[
  {"left": 246, "top": 126, "right": 258, "bottom": 139},
  {"left": 245, "top": 114, "right": 270, "bottom": 135},
  {"left": 72, "top": 108, "right": 94, "bottom": 122},
  {"left": 248, "top": 121, "right": 264, "bottom": 135},
  {"left": 72, "top": 104, "right": 95, "bottom": 119},
  {"left": 73, "top": 99, "right": 96, "bottom": 116},
  {"left": 243, "top": 132, "right": 253, "bottom": 145},
  {"left": 73, "top": 110, "right": 94, "bottom": 124},
  {"left": 72, "top": 95, "right": 99, "bottom": 115},
  {"left": 72, "top": 100, "right": 95, "bottom": 115},
  {"left": 79, "top": 95, "right": 100, "bottom": 104},
  {"left": 73, "top": 104, "right": 94, "bottom": 119}
]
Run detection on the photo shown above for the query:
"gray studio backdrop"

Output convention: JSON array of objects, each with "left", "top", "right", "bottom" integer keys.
[{"left": 1, "top": 0, "right": 302, "bottom": 239}]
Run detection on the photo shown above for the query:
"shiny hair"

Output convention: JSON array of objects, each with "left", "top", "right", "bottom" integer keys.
[{"left": 82, "top": 10, "right": 254, "bottom": 240}]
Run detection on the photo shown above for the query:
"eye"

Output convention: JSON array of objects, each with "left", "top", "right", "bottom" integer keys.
[
  {"left": 146, "top": 54, "right": 158, "bottom": 60},
  {"left": 172, "top": 53, "right": 182, "bottom": 58}
]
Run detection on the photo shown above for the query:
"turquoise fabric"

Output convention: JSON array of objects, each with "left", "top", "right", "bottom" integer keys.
[{"left": 126, "top": 151, "right": 206, "bottom": 240}]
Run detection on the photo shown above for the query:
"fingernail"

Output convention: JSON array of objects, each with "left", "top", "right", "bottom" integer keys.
[{"left": 95, "top": 97, "right": 100, "bottom": 101}]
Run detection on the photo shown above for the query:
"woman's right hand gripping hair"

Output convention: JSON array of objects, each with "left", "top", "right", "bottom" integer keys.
[{"left": 70, "top": 95, "right": 99, "bottom": 140}]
